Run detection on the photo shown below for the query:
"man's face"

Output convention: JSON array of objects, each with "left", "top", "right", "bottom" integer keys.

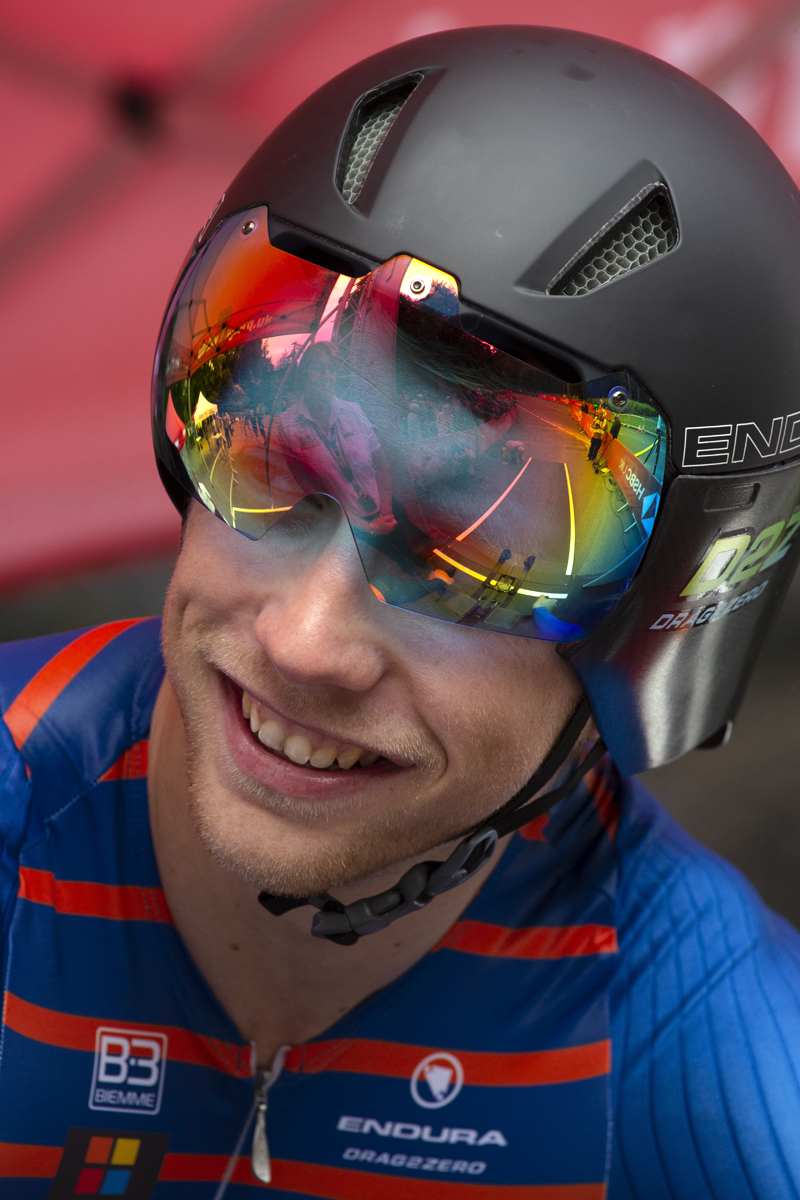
[
  {"left": 161, "top": 499, "right": 583, "bottom": 897},
  {"left": 303, "top": 356, "right": 337, "bottom": 406}
]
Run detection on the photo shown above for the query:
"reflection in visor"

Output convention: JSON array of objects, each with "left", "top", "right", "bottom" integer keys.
[{"left": 153, "top": 207, "right": 668, "bottom": 642}]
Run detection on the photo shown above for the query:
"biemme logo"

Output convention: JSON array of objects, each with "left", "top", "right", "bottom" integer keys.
[
  {"left": 89, "top": 1028, "right": 167, "bottom": 1116},
  {"left": 46, "top": 1128, "right": 169, "bottom": 1199}
]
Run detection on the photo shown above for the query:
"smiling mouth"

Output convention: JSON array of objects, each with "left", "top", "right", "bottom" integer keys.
[{"left": 241, "top": 691, "right": 383, "bottom": 771}]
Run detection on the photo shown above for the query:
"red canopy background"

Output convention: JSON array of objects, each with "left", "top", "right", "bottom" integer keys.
[{"left": 3, "top": 0, "right": 799, "bottom": 591}]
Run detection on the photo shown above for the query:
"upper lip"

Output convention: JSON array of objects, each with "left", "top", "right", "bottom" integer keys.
[{"left": 223, "top": 671, "right": 409, "bottom": 766}]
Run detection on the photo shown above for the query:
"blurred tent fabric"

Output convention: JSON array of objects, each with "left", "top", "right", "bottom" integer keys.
[{"left": 3, "top": 0, "right": 800, "bottom": 591}]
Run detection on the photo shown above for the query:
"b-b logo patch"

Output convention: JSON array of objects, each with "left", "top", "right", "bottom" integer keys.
[
  {"left": 47, "top": 1128, "right": 169, "bottom": 1199},
  {"left": 89, "top": 1027, "right": 167, "bottom": 1115}
]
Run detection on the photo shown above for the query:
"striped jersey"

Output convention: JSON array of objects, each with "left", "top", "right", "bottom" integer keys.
[{"left": 1, "top": 619, "right": 800, "bottom": 1199}]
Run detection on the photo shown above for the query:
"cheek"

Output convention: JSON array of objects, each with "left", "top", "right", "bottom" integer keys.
[
  {"left": 408, "top": 626, "right": 582, "bottom": 783},
  {"left": 160, "top": 517, "right": 235, "bottom": 691},
  {"left": 165, "top": 507, "right": 253, "bottom": 633}
]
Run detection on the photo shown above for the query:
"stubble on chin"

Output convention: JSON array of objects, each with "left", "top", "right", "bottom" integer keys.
[
  {"left": 171, "top": 666, "right": 546, "bottom": 898},
  {"left": 181, "top": 726, "right": 491, "bottom": 898},
  {"left": 167, "top": 666, "right": 470, "bottom": 898}
]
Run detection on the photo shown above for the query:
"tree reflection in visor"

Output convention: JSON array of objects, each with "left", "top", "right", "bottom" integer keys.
[{"left": 153, "top": 206, "right": 667, "bottom": 642}]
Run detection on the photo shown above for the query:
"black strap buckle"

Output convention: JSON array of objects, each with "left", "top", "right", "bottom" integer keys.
[
  {"left": 424, "top": 828, "right": 499, "bottom": 897},
  {"left": 298, "top": 829, "right": 499, "bottom": 945},
  {"left": 258, "top": 829, "right": 501, "bottom": 945}
]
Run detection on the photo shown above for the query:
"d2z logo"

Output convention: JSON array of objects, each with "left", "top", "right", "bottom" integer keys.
[
  {"left": 681, "top": 510, "right": 800, "bottom": 598},
  {"left": 89, "top": 1028, "right": 167, "bottom": 1116},
  {"left": 47, "top": 1128, "right": 169, "bottom": 1199}
]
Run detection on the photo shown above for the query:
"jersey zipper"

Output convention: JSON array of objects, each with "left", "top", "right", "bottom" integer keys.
[
  {"left": 250, "top": 1066, "right": 272, "bottom": 1182},
  {"left": 213, "top": 1045, "right": 288, "bottom": 1198}
]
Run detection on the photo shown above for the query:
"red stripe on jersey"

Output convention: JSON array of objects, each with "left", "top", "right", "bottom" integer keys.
[
  {"left": 0, "top": 1142, "right": 62, "bottom": 1177},
  {"left": 159, "top": 1154, "right": 605, "bottom": 1196},
  {"left": 3, "top": 620, "right": 146, "bottom": 750},
  {"left": 98, "top": 739, "right": 149, "bottom": 781},
  {"left": 2, "top": 992, "right": 252, "bottom": 1078},
  {"left": 585, "top": 759, "right": 619, "bottom": 841},
  {"left": 518, "top": 814, "right": 549, "bottom": 841},
  {"left": 285, "top": 1037, "right": 610, "bottom": 1086},
  {"left": 156, "top": 1153, "right": 227, "bottom": 1183},
  {"left": 436, "top": 920, "right": 618, "bottom": 959},
  {"left": 268, "top": 1159, "right": 605, "bottom": 1197},
  {"left": 18, "top": 866, "right": 173, "bottom": 924},
  {"left": 0, "top": 1146, "right": 603, "bottom": 1196}
]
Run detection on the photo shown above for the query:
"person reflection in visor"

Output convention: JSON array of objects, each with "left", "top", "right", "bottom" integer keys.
[{"left": 276, "top": 342, "right": 397, "bottom": 534}]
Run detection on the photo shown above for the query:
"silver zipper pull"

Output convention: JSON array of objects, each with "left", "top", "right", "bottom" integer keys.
[{"left": 251, "top": 1068, "right": 271, "bottom": 1183}]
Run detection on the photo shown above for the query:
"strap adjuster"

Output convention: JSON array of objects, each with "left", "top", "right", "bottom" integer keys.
[{"left": 281, "top": 829, "right": 501, "bottom": 945}]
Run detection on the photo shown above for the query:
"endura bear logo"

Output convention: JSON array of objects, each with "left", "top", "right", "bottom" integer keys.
[{"left": 410, "top": 1052, "right": 464, "bottom": 1109}]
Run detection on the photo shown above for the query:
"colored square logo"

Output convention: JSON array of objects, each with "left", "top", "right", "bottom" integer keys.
[
  {"left": 47, "top": 1129, "right": 169, "bottom": 1200},
  {"left": 100, "top": 1169, "right": 131, "bottom": 1194},
  {"left": 89, "top": 1027, "right": 167, "bottom": 1115},
  {"left": 75, "top": 1168, "right": 104, "bottom": 1194},
  {"left": 111, "top": 1140, "right": 140, "bottom": 1167},
  {"left": 85, "top": 1138, "right": 113, "bottom": 1165}
]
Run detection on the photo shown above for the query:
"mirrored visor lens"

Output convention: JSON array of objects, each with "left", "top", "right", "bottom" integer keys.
[{"left": 153, "top": 206, "right": 668, "bottom": 641}]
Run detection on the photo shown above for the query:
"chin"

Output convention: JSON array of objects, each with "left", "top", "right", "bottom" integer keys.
[{"left": 183, "top": 765, "right": 470, "bottom": 899}]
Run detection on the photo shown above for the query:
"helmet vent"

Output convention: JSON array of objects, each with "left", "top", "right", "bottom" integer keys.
[
  {"left": 549, "top": 186, "right": 678, "bottom": 297},
  {"left": 337, "top": 74, "right": 423, "bottom": 206}
]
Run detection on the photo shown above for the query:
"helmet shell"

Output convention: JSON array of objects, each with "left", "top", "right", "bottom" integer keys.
[
  {"left": 167, "top": 26, "right": 800, "bottom": 771},
  {"left": 210, "top": 25, "right": 800, "bottom": 478}
]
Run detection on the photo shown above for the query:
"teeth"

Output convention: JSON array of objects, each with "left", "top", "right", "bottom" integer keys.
[
  {"left": 242, "top": 691, "right": 378, "bottom": 771},
  {"left": 257, "top": 720, "right": 286, "bottom": 753},
  {"left": 284, "top": 735, "right": 311, "bottom": 765},
  {"left": 337, "top": 746, "right": 363, "bottom": 770},
  {"left": 309, "top": 743, "right": 338, "bottom": 769}
]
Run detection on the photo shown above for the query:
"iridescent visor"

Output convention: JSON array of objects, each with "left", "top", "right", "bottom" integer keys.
[{"left": 153, "top": 206, "right": 667, "bottom": 641}]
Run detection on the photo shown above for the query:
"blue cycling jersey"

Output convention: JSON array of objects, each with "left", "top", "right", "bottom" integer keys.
[{"left": 1, "top": 619, "right": 799, "bottom": 1199}]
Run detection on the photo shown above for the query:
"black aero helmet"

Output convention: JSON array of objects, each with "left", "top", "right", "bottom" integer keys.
[{"left": 153, "top": 26, "right": 800, "bottom": 780}]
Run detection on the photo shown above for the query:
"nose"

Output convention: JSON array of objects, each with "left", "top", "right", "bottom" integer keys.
[{"left": 252, "top": 501, "right": 389, "bottom": 692}]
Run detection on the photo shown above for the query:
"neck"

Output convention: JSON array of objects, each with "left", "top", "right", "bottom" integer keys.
[{"left": 147, "top": 678, "right": 506, "bottom": 1068}]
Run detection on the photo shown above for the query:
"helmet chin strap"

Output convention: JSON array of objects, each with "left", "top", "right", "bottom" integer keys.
[{"left": 258, "top": 697, "right": 604, "bottom": 946}]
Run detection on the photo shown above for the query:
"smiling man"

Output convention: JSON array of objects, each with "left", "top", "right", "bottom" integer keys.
[{"left": 4, "top": 26, "right": 800, "bottom": 1200}]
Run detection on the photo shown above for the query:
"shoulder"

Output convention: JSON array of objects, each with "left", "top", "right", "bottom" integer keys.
[
  {"left": 613, "top": 779, "right": 783, "bottom": 954},
  {"left": 610, "top": 779, "right": 800, "bottom": 1197},
  {"left": 611, "top": 780, "right": 800, "bottom": 998},
  {"left": 0, "top": 618, "right": 163, "bottom": 754},
  {"left": 335, "top": 397, "right": 379, "bottom": 434},
  {"left": 333, "top": 396, "right": 364, "bottom": 417},
  {"left": 0, "top": 620, "right": 164, "bottom": 921},
  {"left": 0, "top": 714, "right": 32, "bottom": 938},
  {"left": 277, "top": 400, "right": 309, "bottom": 424}
]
